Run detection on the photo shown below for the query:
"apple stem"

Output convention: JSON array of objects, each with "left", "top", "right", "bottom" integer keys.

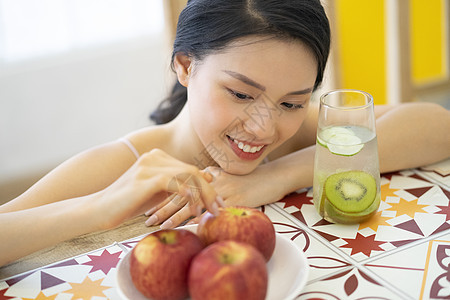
[
  {"left": 223, "top": 254, "right": 232, "bottom": 264},
  {"left": 159, "top": 232, "right": 176, "bottom": 245}
]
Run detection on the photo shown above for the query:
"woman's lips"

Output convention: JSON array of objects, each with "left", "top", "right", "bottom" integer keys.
[{"left": 227, "top": 136, "right": 266, "bottom": 161}]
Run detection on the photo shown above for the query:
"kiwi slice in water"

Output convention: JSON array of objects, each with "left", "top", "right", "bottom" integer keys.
[
  {"left": 323, "top": 193, "right": 380, "bottom": 224},
  {"left": 324, "top": 170, "right": 376, "bottom": 213}
]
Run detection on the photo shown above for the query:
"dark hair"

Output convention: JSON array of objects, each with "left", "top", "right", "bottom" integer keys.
[{"left": 150, "top": 0, "right": 330, "bottom": 124}]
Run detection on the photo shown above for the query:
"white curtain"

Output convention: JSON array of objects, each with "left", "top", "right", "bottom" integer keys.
[{"left": 0, "top": 0, "right": 164, "bottom": 63}]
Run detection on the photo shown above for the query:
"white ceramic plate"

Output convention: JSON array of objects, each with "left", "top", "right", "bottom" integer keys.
[{"left": 116, "top": 224, "right": 309, "bottom": 300}]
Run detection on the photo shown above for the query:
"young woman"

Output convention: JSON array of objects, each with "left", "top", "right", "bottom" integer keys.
[{"left": 1, "top": 0, "right": 449, "bottom": 266}]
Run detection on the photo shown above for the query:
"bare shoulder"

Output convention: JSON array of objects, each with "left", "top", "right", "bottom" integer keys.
[
  {"left": 374, "top": 104, "right": 394, "bottom": 118},
  {"left": 374, "top": 102, "right": 449, "bottom": 119},
  {"left": 125, "top": 124, "right": 172, "bottom": 156}
]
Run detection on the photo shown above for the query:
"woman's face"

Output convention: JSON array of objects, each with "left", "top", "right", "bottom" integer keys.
[{"left": 186, "top": 37, "right": 318, "bottom": 175}]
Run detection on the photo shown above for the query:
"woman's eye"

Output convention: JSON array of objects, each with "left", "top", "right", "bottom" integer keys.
[
  {"left": 228, "top": 89, "right": 252, "bottom": 101},
  {"left": 235, "top": 92, "right": 248, "bottom": 100},
  {"left": 281, "top": 102, "right": 304, "bottom": 110}
]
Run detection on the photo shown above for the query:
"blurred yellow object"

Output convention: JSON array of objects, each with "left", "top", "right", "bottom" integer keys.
[
  {"left": 333, "top": 0, "right": 448, "bottom": 104},
  {"left": 410, "top": 0, "right": 447, "bottom": 85},
  {"left": 334, "top": 0, "right": 386, "bottom": 104}
]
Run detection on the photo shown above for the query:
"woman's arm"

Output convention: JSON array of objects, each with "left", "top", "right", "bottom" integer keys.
[
  {"left": 0, "top": 193, "right": 103, "bottom": 266},
  {"left": 0, "top": 146, "right": 219, "bottom": 266},
  {"left": 375, "top": 102, "right": 450, "bottom": 172},
  {"left": 0, "top": 141, "right": 138, "bottom": 213}
]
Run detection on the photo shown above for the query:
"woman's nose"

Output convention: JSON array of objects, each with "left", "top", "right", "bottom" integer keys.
[{"left": 243, "top": 106, "right": 278, "bottom": 140}]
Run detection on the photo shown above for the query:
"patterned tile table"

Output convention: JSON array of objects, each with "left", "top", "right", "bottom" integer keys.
[{"left": 1, "top": 159, "right": 449, "bottom": 300}]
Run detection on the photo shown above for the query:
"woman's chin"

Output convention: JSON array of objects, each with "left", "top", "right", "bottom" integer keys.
[{"left": 219, "top": 162, "right": 259, "bottom": 176}]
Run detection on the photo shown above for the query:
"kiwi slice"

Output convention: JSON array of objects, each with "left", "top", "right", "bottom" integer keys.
[
  {"left": 324, "top": 193, "right": 380, "bottom": 224},
  {"left": 324, "top": 170, "right": 377, "bottom": 213}
]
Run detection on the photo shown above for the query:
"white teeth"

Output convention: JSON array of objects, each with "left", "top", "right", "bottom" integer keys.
[{"left": 233, "top": 138, "right": 264, "bottom": 153}]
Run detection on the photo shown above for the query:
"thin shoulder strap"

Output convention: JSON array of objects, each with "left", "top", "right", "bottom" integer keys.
[{"left": 118, "top": 137, "right": 140, "bottom": 160}]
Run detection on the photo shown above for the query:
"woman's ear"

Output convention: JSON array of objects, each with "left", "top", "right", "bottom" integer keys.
[{"left": 173, "top": 54, "right": 192, "bottom": 87}]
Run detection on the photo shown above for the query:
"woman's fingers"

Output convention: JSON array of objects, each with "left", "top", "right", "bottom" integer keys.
[
  {"left": 186, "top": 211, "right": 207, "bottom": 225},
  {"left": 143, "top": 176, "right": 208, "bottom": 227},
  {"left": 134, "top": 150, "right": 224, "bottom": 226},
  {"left": 144, "top": 184, "right": 222, "bottom": 229},
  {"left": 160, "top": 205, "right": 193, "bottom": 229},
  {"left": 168, "top": 171, "right": 220, "bottom": 216},
  {"left": 144, "top": 193, "right": 176, "bottom": 216},
  {"left": 145, "top": 194, "right": 188, "bottom": 226},
  {"left": 192, "top": 176, "right": 221, "bottom": 215}
]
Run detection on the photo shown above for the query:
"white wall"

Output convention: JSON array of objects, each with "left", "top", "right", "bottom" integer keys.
[{"left": 0, "top": 36, "right": 173, "bottom": 183}]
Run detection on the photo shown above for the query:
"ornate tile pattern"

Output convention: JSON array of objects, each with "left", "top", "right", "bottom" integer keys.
[{"left": 1, "top": 159, "right": 449, "bottom": 299}]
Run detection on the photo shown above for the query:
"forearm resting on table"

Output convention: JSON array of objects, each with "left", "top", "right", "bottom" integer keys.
[
  {"left": 262, "top": 145, "right": 316, "bottom": 198},
  {"left": 376, "top": 102, "right": 450, "bottom": 172},
  {"left": 0, "top": 195, "right": 102, "bottom": 267}
]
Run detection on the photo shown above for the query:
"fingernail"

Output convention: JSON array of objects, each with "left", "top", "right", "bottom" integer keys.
[
  {"left": 211, "top": 202, "right": 219, "bottom": 215},
  {"left": 145, "top": 215, "right": 158, "bottom": 226},
  {"left": 202, "top": 171, "right": 214, "bottom": 183},
  {"left": 145, "top": 208, "right": 155, "bottom": 216},
  {"left": 216, "top": 195, "right": 225, "bottom": 207},
  {"left": 160, "top": 219, "right": 174, "bottom": 229}
]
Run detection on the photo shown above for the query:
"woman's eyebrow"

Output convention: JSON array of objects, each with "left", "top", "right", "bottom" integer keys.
[
  {"left": 222, "top": 70, "right": 266, "bottom": 91},
  {"left": 223, "top": 69, "right": 313, "bottom": 96},
  {"left": 286, "top": 87, "right": 313, "bottom": 96}
]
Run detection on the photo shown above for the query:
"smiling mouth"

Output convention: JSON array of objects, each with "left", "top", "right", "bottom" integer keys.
[
  {"left": 227, "top": 135, "right": 266, "bottom": 160},
  {"left": 232, "top": 139, "right": 264, "bottom": 153}
]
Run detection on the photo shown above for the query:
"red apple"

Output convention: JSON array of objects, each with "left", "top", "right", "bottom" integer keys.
[
  {"left": 129, "top": 229, "right": 203, "bottom": 300},
  {"left": 188, "top": 240, "right": 268, "bottom": 300},
  {"left": 197, "top": 206, "right": 276, "bottom": 261}
]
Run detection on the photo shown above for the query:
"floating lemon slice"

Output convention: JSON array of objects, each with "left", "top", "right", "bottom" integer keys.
[
  {"left": 317, "top": 126, "right": 364, "bottom": 156},
  {"left": 317, "top": 127, "right": 354, "bottom": 148}
]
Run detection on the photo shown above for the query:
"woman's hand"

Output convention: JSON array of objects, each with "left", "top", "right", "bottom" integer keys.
[
  {"left": 145, "top": 163, "right": 286, "bottom": 228},
  {"left": 206, "top": 164, "right": 286, "bottom": 207},
  {"left": 94, "top": 148, "right": 220, "bottom": 230}
]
